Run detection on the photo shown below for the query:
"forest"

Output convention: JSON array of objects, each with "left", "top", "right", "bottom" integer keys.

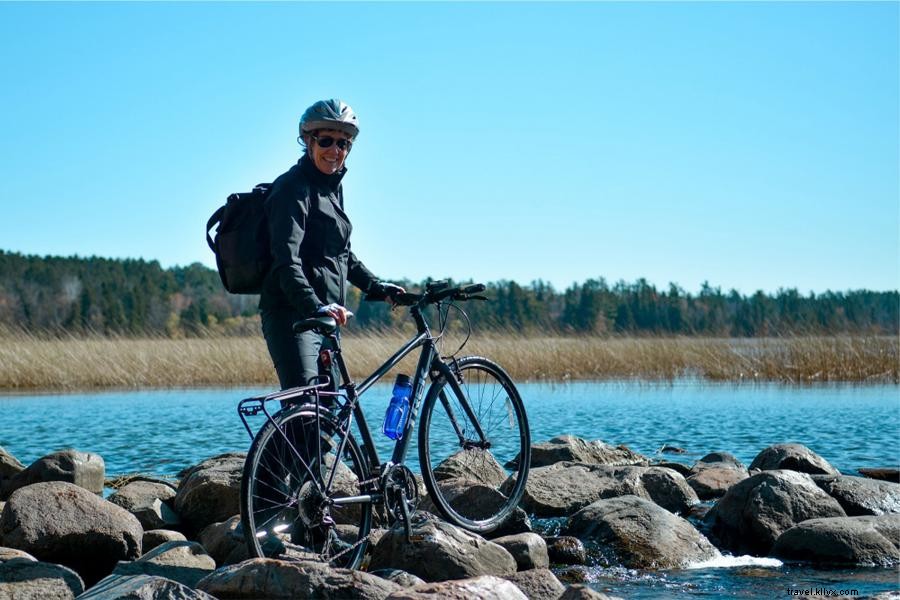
[{"left": 0, "top": 250, "right": 896, "bottom": 337}]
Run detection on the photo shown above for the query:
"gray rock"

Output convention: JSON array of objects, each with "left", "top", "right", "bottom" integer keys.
[
  {"left": 650, "top": 461, "right": 692, "bottom": 477},
  {"left": 109, "top": 480, "right": 180, "bottom": 531},
  {"left": 694, "top": 452, "right": 745, "bottom": 471},
  {"left": 385, "top": 575, "right": 527, "bottom": 599},
  {"left": 419, "top": 478, "right": 531, "bottom": 536},
  {"left": 563, "top": 495, "right": 719, "bottom": 569},
  {"left": 511, "top": 462, "right": 697, "bottom": 517},
  {"left": 705, "top": 470, "right": 846, "bottom": 555},
  {"left": 0, "top": 559, "right": 84, "bottom": 600},
  {"left": 0, "top": 447, "right": 25, "bottom": 497},
  {"left": 545, "top": 536, "right": 586, "bottom": 566},
  {"left": 78, "top": 573, "right": 216, "bottom": 599},
  {"left": 812, "top": 474, "right": 900, "bottom": 516},
  {"left": 113, "top": 540, "right": 215, "bottom": 588},
  {"left": 173, "top": 453, "right": 244, "bottom": 534},
  {"left": 559, "top": 584, "right": 619, "bottom": 599},
  {"left": 369, "top": 512, "right": 517, "bottom": 582},
  {"left": 772, "top": 514, "right": 900, "bottom": 566},
  {"left": 504, "top": 568, "right": 565, "bottom": 600},
  {"left": 0, "top": 481, "right": 142, "bottom": 586},
  {"left": 749, "top": 443, "right": 839, "bottom": 476},
  {"left": 527, "top": 436, "right": 648, "bottom": 469},
  {"left": 369, "top": 569, "right": 427, "bottom": 588},
  {"left": 433, "top": 449, "right": 509, "bottom": 487},
  {"left": 492, "top": 533, "right": 549, "bottom": 571},
  {"left": 858, "top": 468, "right": 900, "bottom": 483},
  {"left": 0, "top": 546, "right": 37, "bottom": 562},
  {"left": 687, "top": 467, "right": 748, "bottom": 500},
  {"left": 196, "top": 557, "right": 400, "bottom": 599},
  {"left": 142, "top": 529, "right": 187, "bottom": 553},
  {"left": 3, "top": 450, "right": 105, "bottom": 498},
  {"left": 197, "top": 515, "right": 249, "bottom": 566}
]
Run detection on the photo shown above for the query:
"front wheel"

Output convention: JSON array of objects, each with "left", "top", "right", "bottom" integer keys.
[{"left": 418, "top": 356, "right": 530, "bottom": 533}]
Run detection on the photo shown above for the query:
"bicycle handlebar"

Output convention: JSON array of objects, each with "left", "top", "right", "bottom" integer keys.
[{"left": 364, "top": 281, "right": 487, "bottom": 307}]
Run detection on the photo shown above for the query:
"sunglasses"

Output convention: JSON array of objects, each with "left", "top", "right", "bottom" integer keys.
[{"left": 312, "top": 135, "right": 353, "bottom": 151}]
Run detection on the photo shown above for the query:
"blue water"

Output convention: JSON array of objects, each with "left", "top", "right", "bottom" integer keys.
[{"left": 1, "top": 381, "right": 898, "bottom": 597}]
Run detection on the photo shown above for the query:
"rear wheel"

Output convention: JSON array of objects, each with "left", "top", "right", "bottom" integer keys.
[
  {"left": 418, "top": 356, "right": 530, "bottom": 533},
  {"left": 240, "top": 405, "right": 372, "bottom": 568}
]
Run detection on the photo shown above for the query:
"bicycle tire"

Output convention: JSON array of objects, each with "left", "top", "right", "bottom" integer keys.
[
  {"left": 418, "top": 356, "right": 530, "bottom": 532},
  {"left": 240, "top": 404, "right": 372, "bottom": 568}
]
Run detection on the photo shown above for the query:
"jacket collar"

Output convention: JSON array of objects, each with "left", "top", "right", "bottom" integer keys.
[{"left": 299, "top": 153, "right": 346, "bottom": 191}]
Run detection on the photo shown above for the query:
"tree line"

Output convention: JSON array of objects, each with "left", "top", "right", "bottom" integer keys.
[{"left": 0, "top": 250, "right": 896, "bottom": 337}]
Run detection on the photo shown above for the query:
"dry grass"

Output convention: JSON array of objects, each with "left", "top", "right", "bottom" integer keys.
[{"left": 0, "top": 331, "right": 895, "bottom": 392}]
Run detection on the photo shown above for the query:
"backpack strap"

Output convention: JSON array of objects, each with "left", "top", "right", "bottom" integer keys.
[{"left": 206, "top": 206, "right": 225, "bottom": 252}]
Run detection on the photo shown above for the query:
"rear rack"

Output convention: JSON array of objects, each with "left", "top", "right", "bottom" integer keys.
[{"left": 237, "top": 381, "right": 342, "bottom": 439}]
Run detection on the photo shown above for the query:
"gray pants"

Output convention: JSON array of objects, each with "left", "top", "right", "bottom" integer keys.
[{"left": 261, "top": 307, "right": 339, "bottom": 391}]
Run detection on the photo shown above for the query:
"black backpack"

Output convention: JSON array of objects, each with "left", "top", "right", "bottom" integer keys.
[{"left": 206, "top": 183, "right": 272, "bottom": 294}]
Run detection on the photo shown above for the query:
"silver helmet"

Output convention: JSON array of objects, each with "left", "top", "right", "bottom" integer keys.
[{"left": 299, "top": 99, "right": 359, "bottom": 139}]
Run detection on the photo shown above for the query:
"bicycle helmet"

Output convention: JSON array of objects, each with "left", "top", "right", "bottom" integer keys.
[{"left": 299, "top": 99, "right": 359, "bottom": 139}]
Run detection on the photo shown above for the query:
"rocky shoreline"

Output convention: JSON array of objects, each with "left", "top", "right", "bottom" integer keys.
[{"left": 1, "top": 438, "right": 898, "bottom": 599}]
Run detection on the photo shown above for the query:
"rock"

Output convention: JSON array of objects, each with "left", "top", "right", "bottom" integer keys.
[
  {"left": 0, "top": 481, "right": 142, "bottom": 586},
  {"left": 0, "top": 447, "right": 25, "bottom": 496},
  {"left": 504, "top": 568, "right": 565, "bottom": 600},
  {"left": 649, "top": 461, "right": 692, "bottom": 477},
  {"left": 545, "top": 536, "right": 586, "bottom": 566},
  {"left": 108, "top": 480, "right": 180, "bottom": 531},
  {"left": 705, "top": 470, "right": 846, "bottom": 555},
  {"left": 112, "top": 540, "right": 215, "bottom": 588},
  {"left": 420, "top": 478, "right": 519, "bottom": 523},
  {"left": 0, "top": 546, "right": 37, "bottom": 562},
  {"left": 695, "top": 452, "right": 745, "bottom": 471},
  {"left": 3, "top": 449, "right": 105, "bottom": 498},
  {"left": 687, "top": 467, "right": 747, "bottom": 500},
  {"left": 858, "top": 468, "right": 900, "bottom": 483},
  {"left": 197, "top": 515, "right": 250, "bottom": 566},
  {"left": 527, "top": 435, "right": 648, "bottom": 469},
  {"left": 749, "top": 444, "right": 839, "bottom": 476},
  {"left": 369, "top": 569, "right": 427, "bottom": 588},
  {"left": 142, "top": 529, "right": 187, "bottom": 552},
  {"left": 559, "top": 584, "right": 619, "bottom": 599},
  {"left": 385, "top": 575, "right": 527, "bottom": 599},
  {"left": 812, "top": 474, "right": 900, "bottom": 516},
  {"left": 512, "top": 462, "right": 697, "bottom": 517},
  {"left": 196, "top": 557, "right": 400, "bottom": 599},
  {"left": 659, "top": 445, "right": 686, "bottom": 454},
  {"left": 369, "top": 512, "right": 517, "bottom": 582},
  {"left": 78, "top": 573, "right": 216, "bottom": 599},
  {"left": 772, "top": 514, "right": 900, "bottom": 566},
  {"left": 491, "top": 533, "right": 549, "bottom": 571},
  {"left": 433, "top": 449, "right": 509, "bottom": 487},
  {"left": 0, "top": 559, "right": 84, "bottom": 600},
  {"left": 563, "top": 495, "right": 719, "bottom": 569},
  {"left": 173, "top": 453, "right": 244, "bottom": 534}
]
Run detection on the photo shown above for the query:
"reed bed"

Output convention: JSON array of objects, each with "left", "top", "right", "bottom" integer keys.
[{"left": 0, "top": 331, "right": 895, "bottom": 392}]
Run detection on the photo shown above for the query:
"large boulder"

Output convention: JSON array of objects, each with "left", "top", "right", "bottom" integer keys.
[
  {"left": 527, "top": 436, "right": 648, "bottom": 468},
  {"left": 686, "top": 468, "right": 747, "bottom": 500},
  {"left": 544, "top": 536, "right": 586, "bottom": 566},
  {"left": 511, "top": 462, "right": 697, "bottom": 517},
  {"left": 705, "top": 470, "right": 846, "bottom": 555},
  {"left": 772, "top": 515, "right": 900, "bottom": 567},
  {"left": 491, "top": 533, "right": 549, "bottom": 570},
  {"left": 173, "top": 453, "right": 244, "bottom": 534},
  {"left": 749, "top": 444, "right": 839, "bottom": 476},
  {"left": 112, "top": 540, "right": 216, "bottom": 588},
  {"left": 197, "top": 515, "right": 250, "bottom": 567},
  {"left": 694, "top": 452, "right": 745, "bottom": 471},
  {"left": 504, "top": 568, "right": 565, "bottom": 600},
  {"left": 108, "top": 479, "right": 180, "bottom": 531},
  {"left": 369, "top": 512, "right": 517, "bottom": 582},
  {"left": 0, "top": 482, "right": 142, "bottom": 586},
  {"left": 384, "top": 575, "right": 527, "bottom": 599},
  {"left": 0, "top": 447, "right": 25, "bottom": 496},
  {"left": 197, "top": 557, "right": 401, "bottom": 599},
  {"left": 142, "top": 529, "right": 187, "bottom": 553},
  {"left": 0, "top": 558, "right": 84, "bottom": 600},
  {"left": 78, "top": 573, "right": 216, "bottom": 600},
  {"left": 858, "top": 467, "right": 900, "bottom": 483},
  {"left": 433, "top": 449, "right": 509, "bottom": 487},
  {"left": 811, "top": 475, "right": 900, "bottom": 516},
  {"left": 3, "top": 449, "right": 105, "bottom": 497},
  {"left": 563, "top": 495, "right": 718, "bottom": 569},
  {"left": 418, "top": 478, "right": 531, "bottom": 535}
]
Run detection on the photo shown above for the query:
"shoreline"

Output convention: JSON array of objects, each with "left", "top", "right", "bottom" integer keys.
[{"left": 0, "top": 333, "right": 896, "bottom": 392}]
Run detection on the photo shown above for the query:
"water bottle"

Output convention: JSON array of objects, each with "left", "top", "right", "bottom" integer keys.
[{"left": 383, "top": 374, "right": 412, "bottom": 440}]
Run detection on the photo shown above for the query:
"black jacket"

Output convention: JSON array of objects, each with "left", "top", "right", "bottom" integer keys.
[{"left": 259, "top": 155, "right": 378, "bottom": 316}]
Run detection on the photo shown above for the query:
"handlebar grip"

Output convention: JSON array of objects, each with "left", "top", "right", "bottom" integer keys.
[{"left": 461, "top": 283, "right": 486, "bottom": 295}]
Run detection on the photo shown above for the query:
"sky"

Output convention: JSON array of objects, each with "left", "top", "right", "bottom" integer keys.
[{"left": 0, "top": 1, "right": 897, "bottom": 296}]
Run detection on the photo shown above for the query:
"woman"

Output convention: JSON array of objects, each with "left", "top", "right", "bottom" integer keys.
[{"left": 260, "top": 99, "right": 403, "bottom": 390}]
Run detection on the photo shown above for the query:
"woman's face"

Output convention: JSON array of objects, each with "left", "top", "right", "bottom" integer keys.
[{"left": 308, "top": 128, "right": 353, "bottom": 175}]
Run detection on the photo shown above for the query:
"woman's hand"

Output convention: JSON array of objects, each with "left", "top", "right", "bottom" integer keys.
[
  {"left": 318, "top": 303, "right": 354, "bottom": 326},
  {"left": 379, "top": 282, "right": 406, "bottom": 305}
]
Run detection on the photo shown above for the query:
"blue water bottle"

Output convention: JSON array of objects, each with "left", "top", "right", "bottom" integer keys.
[{"left": 383, "top": 374, "right": 412, "bottom": 440}]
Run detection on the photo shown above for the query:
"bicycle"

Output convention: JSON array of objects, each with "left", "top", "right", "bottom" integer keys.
[{"left": 236, "top": 281, "right": 531, "bottom": 569}]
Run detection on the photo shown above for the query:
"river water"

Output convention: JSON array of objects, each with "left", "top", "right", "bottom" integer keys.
[{"left": 1, "top": 381, "right": 898, "bottom": 597}]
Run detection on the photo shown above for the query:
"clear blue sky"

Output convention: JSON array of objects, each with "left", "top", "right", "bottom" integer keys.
[{"left": 1, "top": 1, "right": 897, "bottom": 295}]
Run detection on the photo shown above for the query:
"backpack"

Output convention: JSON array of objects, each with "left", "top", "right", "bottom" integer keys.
[{"left": 206, "top": 183, "right": 272, "bottom": 294}]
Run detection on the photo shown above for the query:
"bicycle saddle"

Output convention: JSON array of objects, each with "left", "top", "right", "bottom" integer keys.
[{"left": 293, "top": 316, "right": 338, "bottom": 335}]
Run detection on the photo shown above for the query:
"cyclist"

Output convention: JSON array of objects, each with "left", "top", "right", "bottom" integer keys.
[{"left": 260, "top": 99, "right": 403, "bottom": 390}]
